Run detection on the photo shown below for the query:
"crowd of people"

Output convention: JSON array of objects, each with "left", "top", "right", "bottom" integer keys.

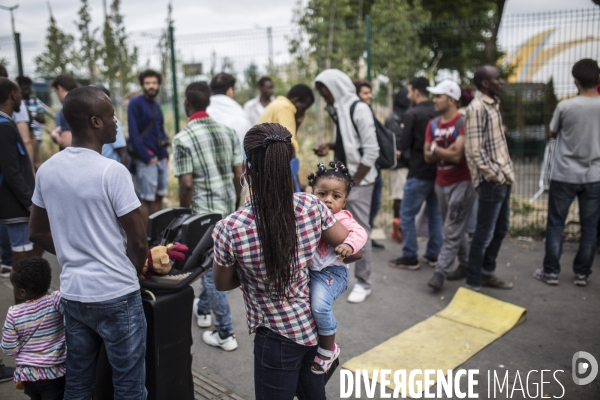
[{"left": 0, "top": 57, "right": 598, "bottom": 399}]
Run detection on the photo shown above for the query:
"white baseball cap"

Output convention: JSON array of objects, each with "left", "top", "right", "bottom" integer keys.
[{"left": 427, "top": 80, "right": 461, "bottom": 101}]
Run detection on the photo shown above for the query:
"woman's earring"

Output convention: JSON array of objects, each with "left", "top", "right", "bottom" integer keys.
[{"left": 240, "top": 171, "right": 247, "bottom": 189}]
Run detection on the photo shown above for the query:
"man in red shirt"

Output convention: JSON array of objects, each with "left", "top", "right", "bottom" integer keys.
[{"left": 424, "top": 80, "right": 477, "bottom": 290}]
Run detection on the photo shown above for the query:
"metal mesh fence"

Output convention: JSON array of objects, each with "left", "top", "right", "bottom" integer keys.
[{"left": 1, "top": 8, "right": 599, "bottom": 237}]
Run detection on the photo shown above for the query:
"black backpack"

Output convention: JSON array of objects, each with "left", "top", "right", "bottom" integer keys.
[{"left": 350, "top": 100, "right": 397, "bottom": 170}]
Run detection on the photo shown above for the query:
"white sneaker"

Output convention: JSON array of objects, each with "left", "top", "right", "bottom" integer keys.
[
  {"left": 0, "top": 265, "right": 11, "bottom": 278},
  {"left": 347, "top": 285, "right": 371, "bottom": 303},
  {"left": 202, "top": 330, "right": 238, "bottom": 351},
  {"left": 192, "top": 298, "right": 212, "bottom": 328}
]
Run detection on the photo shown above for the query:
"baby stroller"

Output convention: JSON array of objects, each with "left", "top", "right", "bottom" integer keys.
[{"left": 93, "top": 208, "right": 221, "bottom": 400}]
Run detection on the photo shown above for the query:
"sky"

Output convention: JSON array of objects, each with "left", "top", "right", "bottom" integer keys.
[{"left": 0, "top": 0, "right": 596, "bottom": 41}]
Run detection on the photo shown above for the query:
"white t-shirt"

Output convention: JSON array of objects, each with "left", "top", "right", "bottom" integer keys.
[
  {"left": 32, "top": 147, "right": 142, "bottom": 302},
  {"left": 12, "top": 101, "right": 30, "bottom": 123},
  {"left": 207, "top": 94, "right": 252, "bottom": 149},
  {"left": 243, "top": 96, "right": 271, "bottom": 126},
  {"left": 550, "top": 96, "right": 600, "bottom": 183}
]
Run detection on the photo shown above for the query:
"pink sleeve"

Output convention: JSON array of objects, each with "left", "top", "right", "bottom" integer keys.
[{"left": 336, "top": 210, "right": 368, "bottom": 254}]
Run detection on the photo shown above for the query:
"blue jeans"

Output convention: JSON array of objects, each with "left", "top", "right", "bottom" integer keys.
[
  {"left": 135, "top": 159, "right": 169, "bottom": 202},
  {"left": 254, "top": 328, "right": 326, "bottom": 400},
  {"left": 310, "top": 266, "right": 349, "bottom": 336},
  {"left": 61, "top": 290, "right": 147, "bottom": 400},
  {"left": 0, "top": 222, "right": 12, "bottom": 266},
  {"left": 196, "top": 268, "right": 234, "bottom": 337},
  {"left": 400, "top": 177, "right": 443, "bottom": 259},
  {"left": 369, "top": 168, "right": 384, "bottom": 228},
  {"left": 543, "top": 180, "right": 600, "bottom": 276},
  {"left": 466, "top": 181, "right": 511, "bottom": 287}
]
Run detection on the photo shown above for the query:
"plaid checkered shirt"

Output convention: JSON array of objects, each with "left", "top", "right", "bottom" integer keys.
[
  {"left": 212, "top": 193, "right": 336, "bottom": 346},
  {"left": 464, "top": 91, "right": 515, "bottom": 188},
  {"left": 173, "top": 115, "right": 243, "bottom": 216}
]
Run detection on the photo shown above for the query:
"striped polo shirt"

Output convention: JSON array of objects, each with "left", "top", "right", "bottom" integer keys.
[{"left": 1, "top": 291, "right": 66, "bottom": 382}]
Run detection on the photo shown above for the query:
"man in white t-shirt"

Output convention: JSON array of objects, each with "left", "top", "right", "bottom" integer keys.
[
  {"left": 29, "top": 86, "right": 149, "bottom": 399},
  {"left": 206, "top": 73, "right": 251, "bottom": 153},
  {"left": 243, "top": 76, "right": 274, "bottom": 125}
]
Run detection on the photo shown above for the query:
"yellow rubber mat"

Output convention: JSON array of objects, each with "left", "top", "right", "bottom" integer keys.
[{"left": 342, "top": 287, "right": 526, "bottom": 396}]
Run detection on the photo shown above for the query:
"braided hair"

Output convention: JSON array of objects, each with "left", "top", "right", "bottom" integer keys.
[
  {"left": 307, "top": 161, "right": 356, "bottom": 195},
  {"left": 244, "top": 123, "right": 298, "bottom": 299}
]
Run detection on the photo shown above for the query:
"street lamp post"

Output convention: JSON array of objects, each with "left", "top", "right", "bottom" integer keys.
[{"left": 0, "top": 4, "right": 23, "bottom": 76}]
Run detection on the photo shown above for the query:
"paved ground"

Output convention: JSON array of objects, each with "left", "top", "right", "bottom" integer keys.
[{"left": 1, "top": 237, "right": 599, "bottom": 399}]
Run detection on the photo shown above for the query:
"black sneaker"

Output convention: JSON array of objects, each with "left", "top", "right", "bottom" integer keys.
[
  {"left": 422, "top": 256, "right": 438, "bottom": 268},
  {"left": 446, "top": 265, "right": 466, "bottom": 281},
  {"left": 574, "top": 274, "right": 590, "bottom": 287},
  {"left": 388, "top": 257, "right": 420, "bottom": 270},
  {"left": 482, "top": 275, "right": 513, "bottom": 289},
  {"left": 533, "top": 268, "right": 559, "bottom": 286},
  {"left": 428, "top": 272, "right": 445, "bottom": 291},
  {"left": 0, "top": 360, "right": 15, "bottom": 383},
  {"left": 371, "top": 240, "right": 385, "bottom": 249}
]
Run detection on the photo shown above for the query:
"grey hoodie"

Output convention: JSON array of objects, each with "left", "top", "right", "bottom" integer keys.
[{"left": 314, "top": 69, "right": 380, "bottom": 186}]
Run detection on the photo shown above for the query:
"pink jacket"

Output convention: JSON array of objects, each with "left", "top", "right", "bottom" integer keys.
[{"left": 310, "top": 210, "right": 368, "bottom": 272}]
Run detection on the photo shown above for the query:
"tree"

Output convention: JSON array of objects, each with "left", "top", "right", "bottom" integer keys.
[
  {"left": 418, "top": 0, "right": 507, "bottom": 80},
  {"left": 34, "top": 13, "right": 75, "bottom": 78},
  {"left": 290, "top": 0, "right": 377, "bottom": 78},
  {"left": 157, "top": 2, "right": 174, "bottom": 103},
  {"left": 75, "top": 0, "right": 101, "bottom": 83},
  {"left": 244, "top": 62, "right": 260, "bottom": 98},
  {"left": 101, "top": 0, "right": 138, "bottom": 97},
  {"left": 370, "top": 0, "right": 431, "bottom": 85},
  {"left": 101, "top": 9, "right": 118, "bottom": 92},
  {"left": 290, "top": 0, "right": 429, "bottom": 86}
]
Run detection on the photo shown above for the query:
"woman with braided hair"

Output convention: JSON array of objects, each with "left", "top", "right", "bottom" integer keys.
[
  {"left": 211, "top": 123, "right": 358, "bottom": 399},
  {"left": 307, "top": 161, "right": 367, "bottom": 375}
]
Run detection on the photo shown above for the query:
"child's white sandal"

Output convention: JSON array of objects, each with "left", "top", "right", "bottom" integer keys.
[{"left": 311, "top": 343, "right": 341, "bottom": 375}]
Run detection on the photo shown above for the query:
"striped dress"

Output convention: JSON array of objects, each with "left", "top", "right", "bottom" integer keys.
[{"left": 1, "top": 291, "right": 66, "bottom": 382}]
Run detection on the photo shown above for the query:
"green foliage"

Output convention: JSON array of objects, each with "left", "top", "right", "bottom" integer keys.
[
  {"left": 34, "top": 14, "right": 75, "bottom": 78},
  {"left": 101, "top": 0, "right": 138, "bottom": 97},
  {"left": 419, "top": 0, "right": 505, "bottom": 81},
  {"left": 75, "top": 0, "right": 101, "bottom": 83},
  {"left": 509, "top": 221, "right": 546, "bottom": 239},
  {"left": 290, "top": 0, "right": 377, "bottom": 79},
  {"left": 510, "top": 197, "right": 538, "bottom": 217},
  {"left": 157, "top": 3, "right": 174, "bottom": 104},
  {"left": 290, "top": 0, "right": 430, "bottom": 87},
  {"left": 370, "top": 0, "right": 431, "bottom": 86},
  {"left": 244, "top": 62, "right": 260, "bottom": 98}
]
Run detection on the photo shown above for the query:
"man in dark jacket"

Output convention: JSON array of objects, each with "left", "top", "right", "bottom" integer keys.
[
  {"left": 388, "top": 77, "right": 442, "bottom": 270},
  {"left": 0, "top": 78, "right": 43, "bottom": 267},
  {"left": 385, "top": 88, "right": 410, "bottom": 242},
  {"left": 128, "top": 69, "right": 170, "bottom": 229}
]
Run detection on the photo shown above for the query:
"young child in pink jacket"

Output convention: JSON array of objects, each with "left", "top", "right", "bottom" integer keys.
[{"left": 308, "top": 162, "right": 368, "bottom": 375}]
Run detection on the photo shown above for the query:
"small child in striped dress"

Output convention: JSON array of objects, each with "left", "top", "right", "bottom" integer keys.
[{"left": 1, "top": 257, "right": 66, "bottom": 399}]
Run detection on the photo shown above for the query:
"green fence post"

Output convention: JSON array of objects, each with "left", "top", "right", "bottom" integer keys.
[
  {"left": 365, "top": 14, "right": 372, "bottom": 81},
  {"left": 169, "top": 24, "right": 179, "bottom": 134},
  {"left": 14, "top": 32, "right": 23, "bottom": 76}
]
